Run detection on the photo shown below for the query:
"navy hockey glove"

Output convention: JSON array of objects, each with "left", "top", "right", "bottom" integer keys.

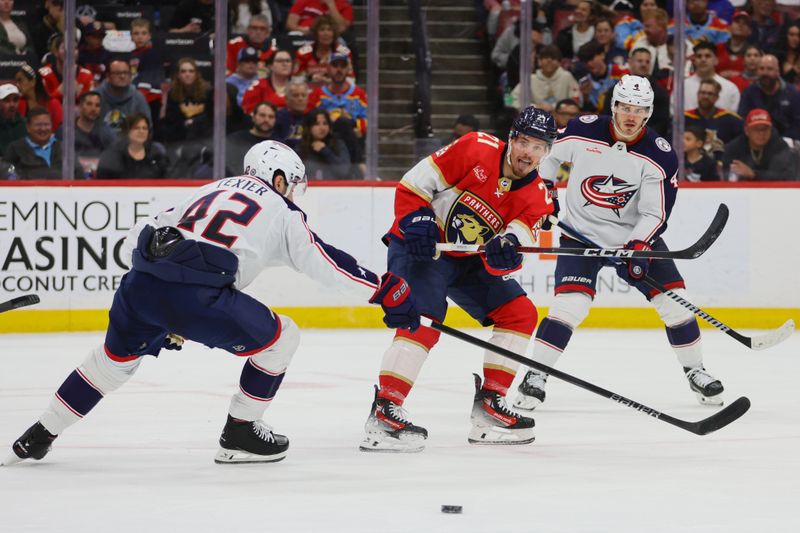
[
  {"left": 485, "top": 233, "right": 523, "bottom": 271},
  {"left": 540, "top": 184, "right": 559, "bottom": 231},
  {"left": 399, "top": 207, "right": 439, "bottom": 261},
  {"left": 616, "top": 240, "right": 651, "bottom": 282},
  {"left": 370, "top": 272, "right": 420, "bottom": 331}
]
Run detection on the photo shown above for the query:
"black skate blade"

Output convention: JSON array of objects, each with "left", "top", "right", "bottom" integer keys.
[{"left": 690, "top": 396, "right": 751, "bottom": 436}]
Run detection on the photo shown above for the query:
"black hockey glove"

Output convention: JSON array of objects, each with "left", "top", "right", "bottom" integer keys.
[
  {"left": 540, "top": 183, "right": 559, "bottom": 231},
  {"left": 615, "top": 240, "right": 651, "bottom": 283},
  {"left": 399, "top": 207, "right": 439, "bottom": 261},
  {"left": 370, "top": 272, "right": 421, "bottom": 331},
  {"left": 485, "top": 233, "right": 522, "bottom": 271}
]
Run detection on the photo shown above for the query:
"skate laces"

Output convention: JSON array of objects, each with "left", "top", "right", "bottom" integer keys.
[
  {"left": 486, "top": 391, "right": 516, "bottom": 417},
  {"left": 686, "top": 367, "right": 717, "bottom": 387},
  {"left": 251, "top": 420, "right": 276, "bottom": 443},
  {"left": 385, "top": 402, "right": 412, "bottom": 425}
]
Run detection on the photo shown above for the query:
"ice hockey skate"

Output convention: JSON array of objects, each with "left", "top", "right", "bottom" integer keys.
[
  {"left": 2, "top": 421, "right": 57, "bottom": 466},
  {"left": 214, "top": 415, "right": 289, "bottom": 464},
  {"left": 359, "top": 386, "right": 428, "bottom": 453},
  {"left": 469, "top": 374, "right": 535, "bottom": 445},
  {"left": 513, "top": 369, "right": 548, "bottom": 412},
  {"left": 684, "top": 367, "right": 724, "bottom": 406}
]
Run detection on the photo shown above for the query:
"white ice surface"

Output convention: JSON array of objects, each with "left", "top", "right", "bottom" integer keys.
[{"left": 1, "top": 328, "right": 798, "bottom": 532}]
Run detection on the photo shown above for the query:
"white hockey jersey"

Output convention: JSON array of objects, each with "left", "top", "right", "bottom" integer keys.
[
  {"left": 538, "top": 115, "right": 679, "bottom": 248},
  {"left": 122, "top": 176, "right": 380, "bottom": 299}
]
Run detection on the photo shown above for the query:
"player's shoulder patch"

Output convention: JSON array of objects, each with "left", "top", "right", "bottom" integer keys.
[
  {"left": 579, "top": 114, "right": 599, "bottom": 124},
  {"left": 655, "top": 137, "right": 672, "bottom": 152}
]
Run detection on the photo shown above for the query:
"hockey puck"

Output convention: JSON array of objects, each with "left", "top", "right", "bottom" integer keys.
[{"left": 441, "top": 505, "right": 462, "bottom": 514}]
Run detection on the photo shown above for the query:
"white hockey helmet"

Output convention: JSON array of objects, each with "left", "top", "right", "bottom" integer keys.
[
  {"left": 243, "top": 140, "right": 307, "bottom": 197},
  {"left": 610, "top": 74, "right": 654, "bottom": 123}
]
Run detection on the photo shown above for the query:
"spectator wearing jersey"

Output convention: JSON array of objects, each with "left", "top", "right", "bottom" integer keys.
[
  {"left": 38, "top": 33, "right": 94, "bottom": 102},
  {"left": 600, "top": 47, "right": 670, "bottom": 137},
  {"left": 0, "top": 84, "right": 25, "bottom": 156},
  {"left": 553, "top": 99, "right": 580, "bottom": 129},
  {"left": 684, "top": 42, "right": 740, "bottom": 112},
  {"left": 226, "top": 14, "right": 277, "bottom": 76},
  {"left": 669, "top": 0, "right": 729, "bottom": 46},
  {"left": 275, "top": 80, "right": 315, "bottom": 148},
  {"left": 96, "top": 113, "right": 168, "bottom": 179},
  {"left": 722, "top": 108, "right": 796, "bottom": 181},
  {"left": 77, "top": 23, "right": 110, "bottom": 85},
  {"left": 169, "top": 0, "right": 215, "bottom": 34},
  {"left": 0, "top": 0, "right": 34, "bottom": 59},
  {"left": 316, "top": 52, "right": 367, "bottom": 167},
  {"left": 97, "top": 58, "right": 152, "bottom": 134},
  {"left": 241, "top": 49, "right": 295, "bottom": 113},
  {"left": 776, "top": 21, "right": 800, "bottom": 86},
  {"left": 716, "top": 11, "right": 752, "bottom": 80},
  {"left": 294, "top": 15, "right": 353, "bottom": 89},
  {"left": 739, "top": 55, "right": 800, "bottom": 140},
  {"left": 555, "top": 0, "right": 594, "bottom": 62},
  {"left": 685, "top": 79, "right": 743, "bottom": 159},
  {"left": 129, "top": 18, "right": 164, "bottom": 122},
  {"left": 163, "top": 58, "right": 213, "bottom": 143},
  {"left": 286, "top": 0, "right": 353, "bottom": 35},
  {"left": 3, "top": 107, "right": 81, "bottom": 179},
  {"left": 749, "top": 0, "right": 780, "bottom": 53},
  {"left": 226, "top": 101, "right": 285, "bottom": 176},
  {"left": 297, "top": 108, "right": 350, "bottom": 180},
  {"left": 631, "top": 8, "right": 671, "bottom": 78},
  {"left": 683, "top": 126, "right": 720, "bottom": 182},
  {"left": 593, "top": 18, "right": 626, "bottom": 67},
  {"left": 728, "top": 45, "right": 762, "bottom": 93},
  {"left": 575, "top": 40, "right": 628, "bottom": 113},
  {"left": 614, "top": 0, "right": 659, "bottom": 52},
  {"left": 511, "top": 45, "right": 580, "bottom": 113},
  {"left": 56, "top": 90, "right": 117, "bottom": 159},
  {"left": 15, "top": 63, "right": 63, "bottom": 131},
  {"left": 227, "top": 47, "right": 260, "bottom": 107}
]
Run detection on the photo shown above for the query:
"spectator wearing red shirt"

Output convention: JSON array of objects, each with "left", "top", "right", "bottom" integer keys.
[
  {"left": 286, "top": 0, "right": 353, "bottom": 35},
  {"left": 38, "top": 33, "right": 94, "bottom": 101},
  {"left": 15, "top": 64, "right": 63, "bottom": 131},
  {"left": 226, "top": 14, "right": 277, "bottom": 76},
  {"left": 294, "top": 15, "right": 353, "bottom": 89},
  {"left": 241, "top": 49, "right": 295, "bottom": 114},
  {"left": 728, "top": 45, "right": 762, "bottom": 93},
  {"left": 717, "top": 11, "right": 752, "bottom": 80}
]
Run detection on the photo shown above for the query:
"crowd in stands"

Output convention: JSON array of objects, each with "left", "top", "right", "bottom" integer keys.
[
  {"left": 2, "top": 1, "right": 800, "bottom": 181},
  {"left": 0, "top": 0, "right": 365, "bottom": 180},
  {"left": 484, "top": 0, "right": 800, "bottom": 181}
]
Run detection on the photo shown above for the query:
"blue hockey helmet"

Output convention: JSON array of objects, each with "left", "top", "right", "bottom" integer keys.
[{"left": 509, "top": 106, "right": 558, "bottom": 145}]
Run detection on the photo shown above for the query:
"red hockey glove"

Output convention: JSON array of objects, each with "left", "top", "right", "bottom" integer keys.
[
  {"left": 618, "top": 240, "right": 651, "bottom": 282},
  {"left": 370, "top": 273, "right": 420, "bottom": 331}
]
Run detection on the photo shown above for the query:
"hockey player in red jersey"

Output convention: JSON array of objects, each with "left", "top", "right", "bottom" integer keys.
[
  {"left": 359, "top": 107, "right": 558, "bottom": 453},
  {"left": 513, "top": 75, "right": 726, "bottom": 413}
]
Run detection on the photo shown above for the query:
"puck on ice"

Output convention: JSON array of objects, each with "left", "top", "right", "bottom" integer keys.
[{"left": 441, "top": 505, "right": 462, "bottom": 514}]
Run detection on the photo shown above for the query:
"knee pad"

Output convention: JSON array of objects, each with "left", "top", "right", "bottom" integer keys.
[
  {"left": 395, "top": 324, "right": 441, "bottom": 351},
  {"left": 82, "top": 345, "right": 143, "bottom": 394},
  {"left": 250, "top": 315, "right": 300, "bottom": 373},
  {"left": 548, "top": 292, "right": 592, "bottom": 329},
  {"left": 652, "top": 289, "right": 694, "bottom": 327},
  {"left": 488, "top": 296, "right": 537, "bottom": 336}
]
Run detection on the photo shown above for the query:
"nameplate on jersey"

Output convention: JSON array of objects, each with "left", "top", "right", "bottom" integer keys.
[{"left": 445, "top": 192, "right": 504, "bottom": 246}]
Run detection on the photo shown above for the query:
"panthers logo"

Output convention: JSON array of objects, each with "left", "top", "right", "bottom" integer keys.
[{"left": 445, "top": 192, "right": 503, "bottom": 245}]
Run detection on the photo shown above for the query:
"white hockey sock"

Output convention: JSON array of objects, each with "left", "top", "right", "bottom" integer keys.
[
  {"left": 482, "top": 330, "right": 529, "bottom": 395},
  {"left": 228, "top": 315, "right": 300, "bottom": 421},
  {"left": 652, "top": 292, "right": 704, "bottom": 369},
  {"left": 39, "top": 345, "right": 142, "bottom": 435},
  {"left": 377, "top": 339, "right": 429, "bottom": 404}
]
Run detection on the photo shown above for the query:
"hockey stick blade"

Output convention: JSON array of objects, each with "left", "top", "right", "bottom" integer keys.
[
  {"left": 739, "top": 319, "right": 795, "bottom": 351},
  {"left": 435, "top": 203, "right": 729, "bottom": 260},
  {"left": 425, "top": 319, "right": 750, "bottom": 436},
  {"left": 0, "top": 294, "right": 40, "bottom": 314}
]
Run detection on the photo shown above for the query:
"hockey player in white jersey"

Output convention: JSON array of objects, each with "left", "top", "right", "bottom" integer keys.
[
  {"left": 513, "top": 75, "right": 725, "bottom": 412},
  {"left": 4, "top": 141, "right": 420, "bottom": 466}
]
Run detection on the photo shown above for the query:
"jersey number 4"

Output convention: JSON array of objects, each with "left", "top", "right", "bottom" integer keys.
[{"left": 177, "top": 191, "right": 262, "bottom": 247}]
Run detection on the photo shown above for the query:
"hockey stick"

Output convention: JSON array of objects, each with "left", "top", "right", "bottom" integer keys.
[
  {"left": 425, "top": 319, "right": 750, "bottom": 436},
  {"left": 553, "top": 218, "right": 795, "bottom": 351},
  {"left": 436, "top": 203, "right": 730, "bottom": 260},
  {"left": 0, "top": 295, "right": 40, "bottom": 314}
]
